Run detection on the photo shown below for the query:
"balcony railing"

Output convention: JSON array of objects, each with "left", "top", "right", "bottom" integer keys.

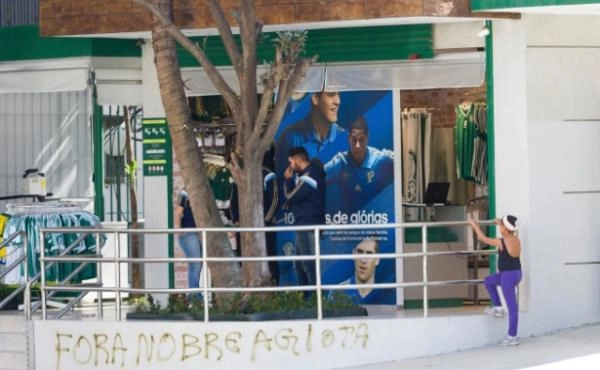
[{"left": 13, "top": 220, "right": 496, "bottom": 321}]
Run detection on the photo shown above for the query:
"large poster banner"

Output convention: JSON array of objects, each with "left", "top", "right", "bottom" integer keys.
[{"left": 274, "top": 91, "right": 396, "bottom": 304}]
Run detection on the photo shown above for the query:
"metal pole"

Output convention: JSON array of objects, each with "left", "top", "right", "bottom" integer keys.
[
  {"left": 97, "top": 231, "right": 103, "bottom": 319},
  {"left": 23, "top": 232, "right": 31, "bottom": 321},
  {"left": 314, "top": 227, "right": 323, "bottom": 320},
  {"left": 422, "top": 225, "right": 428, "bottom": 318},
  {"left": 115, "top": 230, "right": 122, "bottom": 321},
  {"left": 202, "top": 230, "right": 209, "bottom": 322},
  {"left": 40, "top": 230, "right": 47, "bottom": 320}
]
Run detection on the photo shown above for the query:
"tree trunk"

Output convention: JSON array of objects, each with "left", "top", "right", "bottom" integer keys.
[
  {"left": 135, "top": 0, "right": 315, "bottom": 295},
  {"left": 123, "top": 106, "right": 142, "bottom": 290},
  {"left": 150, "top": 0, "right": 242, "bottom": 302},
  {"left": 236, "top": 158, "right": 270, "bottom": 286}
]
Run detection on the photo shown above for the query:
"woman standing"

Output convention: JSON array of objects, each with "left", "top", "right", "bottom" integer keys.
[
  {"left": 470, "top": 215, "right": 522, "bottom": 346},
  {"left": 174, "top": 189, "right": 202, "bottom": 302}
]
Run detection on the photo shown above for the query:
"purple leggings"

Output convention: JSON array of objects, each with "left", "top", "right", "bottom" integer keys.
[{"left": 485, "top": 269, "right": 522, "bottom": 337}]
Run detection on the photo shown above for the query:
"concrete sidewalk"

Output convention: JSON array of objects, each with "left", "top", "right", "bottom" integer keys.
[{"left": 347, "top": 323, "right": 600, "bottom": 370}]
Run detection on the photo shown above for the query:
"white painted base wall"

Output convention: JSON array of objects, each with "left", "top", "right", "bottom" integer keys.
[{"left": 33, "top": 315, "right": 511, "bottom": 370}]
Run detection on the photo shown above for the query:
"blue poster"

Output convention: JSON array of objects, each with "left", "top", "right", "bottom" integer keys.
[{"left": 274, "top": 90, "right": 396, "bottom": 305}]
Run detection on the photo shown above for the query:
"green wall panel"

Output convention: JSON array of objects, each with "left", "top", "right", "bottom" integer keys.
[
  {"left": 0, "top": 26, "right": 140, "bottom": 62},
  {"left": 1, "top": 24, "right": 431, "bottom": 65},
  {"left": 472, "top": 0, "right": 600, "bottom": 11},
  {"left": 178, "top": 24, "right": 433, "bottom": 67}
]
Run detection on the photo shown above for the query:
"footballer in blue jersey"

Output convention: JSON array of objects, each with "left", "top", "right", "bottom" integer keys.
[
  {"left": 328, "top": 239, "right": 395, "bottom": 304},
  {"left": 275, "top": 91, "right": 348, "bottom": 177},
  {"left": 325, "top": 116, "right": 394, "bottom": 213}
]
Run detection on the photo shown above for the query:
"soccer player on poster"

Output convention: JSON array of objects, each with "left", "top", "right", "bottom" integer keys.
[
  {"left": 275, "top": 91, "right": 347, "bottom": 177},
  {"left": 324, "top": 115, "right": 394, "bottom": 215},
  {"left": 329, "top": 238, "right": 394, "bottom": 304}
]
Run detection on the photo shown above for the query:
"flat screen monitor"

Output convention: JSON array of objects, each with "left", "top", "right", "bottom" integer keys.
[{"left": 423, "top": 182, "right": 450, "bottom": 205}]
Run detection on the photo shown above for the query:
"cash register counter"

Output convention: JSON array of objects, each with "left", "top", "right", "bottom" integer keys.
[{"left": 402, "top": 205, "right": 470, "bottom": 302}]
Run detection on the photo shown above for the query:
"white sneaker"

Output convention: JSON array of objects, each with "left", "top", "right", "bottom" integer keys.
[
  {"left": 484, "top": 306, "right": 504, "bottom": 318},
  {"left": 501, "top": 335, "right": 520, "bottom": 346}
]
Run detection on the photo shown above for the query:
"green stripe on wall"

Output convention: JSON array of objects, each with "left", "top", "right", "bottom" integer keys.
[
  {"left": 485, "top": 20, "right": 497, "bottom": 274},
  {"left": 0, "top": 26, "right": 141, "bottom": 62},
  {"left": 178, "top": 24, "right": 433, "bottom": 67},
  {"left": 93, "top": 97, "right": 105, "bottom": 221},
  {"left": 472, "top": 0, "right": 600, "bottom": 11}
]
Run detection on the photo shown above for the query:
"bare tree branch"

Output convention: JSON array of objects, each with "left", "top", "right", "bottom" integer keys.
[
  {"left": 254, "top": 87, "right": 274, "bottom": 139},
  {"left": 132, "top": 0, "right": 241, "bottom": 119},
  {"left": 251, "top": 67, "right": 284, "bottom": 151},
  {"left": 253, "top": 45, "right": 283, "bottom": 133},
  {"left": 206, "top": 0, "right": 242, "bottom": 77}
]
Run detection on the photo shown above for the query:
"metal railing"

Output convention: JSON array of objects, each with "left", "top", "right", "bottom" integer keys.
[
  {"left": 0, "top": 231, "right": 29, "bottom": 312},
  {"left": 29, "top": 220, "right": 496, "bottom": 321},
  {"left": 1, "top": 229, "right": 104, "bottom": 319}
]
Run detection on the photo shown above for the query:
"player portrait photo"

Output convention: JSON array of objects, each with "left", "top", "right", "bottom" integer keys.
[{"left": 274, "top": 90, "right": 396, "bottom": 305}]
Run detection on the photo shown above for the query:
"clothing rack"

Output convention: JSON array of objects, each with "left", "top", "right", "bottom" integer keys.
[
  {"left": 6, "top": 199, "right": 88, "bottom": 215},
  {"left": 402, "top": 107, "right": 438, "bottom": 114},
  {"left": 0, "top": 194, "right": 45, "bottom": 202}
]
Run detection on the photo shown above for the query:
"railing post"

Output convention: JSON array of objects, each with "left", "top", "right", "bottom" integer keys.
[
  {"left": 201, "top": 229, "right": 209, "bottom": 322},
  {"left": 40, "top": 230, "right": 47, "bottom": 320},
  {"left": 23, "top": 232, "right": 31, "bottom": 321},
  {"left": 315, "top": 226, "right": 323, "bottom": 320},
  {"left": 115, "top": 229, "right": 121, "bottom": 321},
  {"left": 97, "top": 231, "right": 103, "bottom": 319},
  {"left": 422, "top": 224, "right": 428, "bottom": 318}
]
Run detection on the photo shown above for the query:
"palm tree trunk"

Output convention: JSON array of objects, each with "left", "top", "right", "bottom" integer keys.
[{"left": 150, "top": 0, "right": 242, "bottom": 302}]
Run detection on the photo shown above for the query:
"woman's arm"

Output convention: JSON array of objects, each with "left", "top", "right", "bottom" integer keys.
[
  {"left": 174, "top": 206, "right": 183, "bottom": 228},
  {"left": 469, "top": 220, "right": 502, "bottom": 248},
  {"left": 174, "top": 205, "right": 184, "bottom": 237}
]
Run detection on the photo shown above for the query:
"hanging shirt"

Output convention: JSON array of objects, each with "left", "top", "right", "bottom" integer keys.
[
  {"left": 455, "top": 103, "right": 477, "bottom": 182},
  {"left": 209, "top": 167, "right": 233, "bottom": 209},
  {"left": 1, "top": 211, "right": 105, "bottom": 283}
]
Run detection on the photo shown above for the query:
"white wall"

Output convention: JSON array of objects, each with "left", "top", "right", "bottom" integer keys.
[
  {"left": 34, "top": 315, "right": 507, "bottom": 370},
  {"left": 433, "top": 21, "right": 485, "bottom": 50},
  {"left": 141, "top": 41, "right": 170, "bottom": 299},
  {"left": 0, "top": 90, "right": 94, "bottom": 210},
  {"left": 493, "top": 14, "right": 600, "bottom": 336}
]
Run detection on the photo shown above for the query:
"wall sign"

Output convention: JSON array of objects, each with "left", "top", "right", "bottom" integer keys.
[{"left": 143, "top": 118, "right": 170, "bottom": 176}]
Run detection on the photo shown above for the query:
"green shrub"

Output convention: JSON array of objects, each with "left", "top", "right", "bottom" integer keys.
[{"left": 131, "top": 290, "right": 360, "bottom": 316}]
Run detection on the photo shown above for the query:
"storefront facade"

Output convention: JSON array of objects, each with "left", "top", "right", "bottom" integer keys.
[{"left": 2, "top": 0, "right": 600, "bottom": 367}]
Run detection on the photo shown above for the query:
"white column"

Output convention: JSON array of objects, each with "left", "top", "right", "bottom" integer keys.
[
  {"left": 141, "top": 40, "right": 170, "bottom": 302},
  {"left": 491, "top": 19, "right": 531, "bottom": 311},
  {"left": 393, "top": 89, "right": 404, "bottom": 306}
]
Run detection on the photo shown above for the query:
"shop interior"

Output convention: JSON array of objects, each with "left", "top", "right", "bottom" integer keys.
[{"left": 399, "top": 84, "right": 490, "bottom": 308}]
